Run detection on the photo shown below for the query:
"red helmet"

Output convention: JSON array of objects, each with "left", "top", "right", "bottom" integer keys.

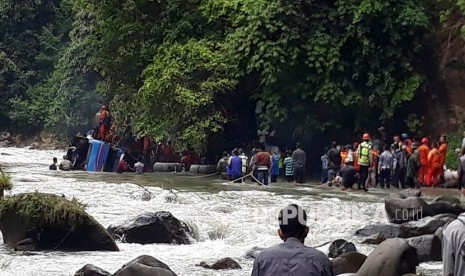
[
  {"left": 362, "top": 133, "right": 370, "bottom": 140},
  {"left": 421, "top": 137, "right": 429, "bottom": 144}
]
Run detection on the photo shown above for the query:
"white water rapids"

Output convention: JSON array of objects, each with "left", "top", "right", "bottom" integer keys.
[{"left": 0, "top": 147, "right": 442, "bottom": 275}]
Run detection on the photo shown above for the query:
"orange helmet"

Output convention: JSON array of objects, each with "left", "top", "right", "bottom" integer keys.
[
  {"left": 421, "top": 137, "right": 429, "bottom": 144},
  {"left": 362, "top": 133, "right": 370, "bottom": 140}
]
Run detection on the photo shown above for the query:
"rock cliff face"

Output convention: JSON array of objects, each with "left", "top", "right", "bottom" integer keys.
[{"left": 422, "top": 10, "right": 465, "bottom": 134}]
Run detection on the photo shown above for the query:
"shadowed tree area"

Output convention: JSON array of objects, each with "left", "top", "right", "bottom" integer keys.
[{"left": 1, "top": 0, "right": 464, "bottom": 157}]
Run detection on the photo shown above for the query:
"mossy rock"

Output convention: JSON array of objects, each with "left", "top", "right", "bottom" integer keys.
[{"left": 0, "top": 193, "right": 119, "bottom": 251}]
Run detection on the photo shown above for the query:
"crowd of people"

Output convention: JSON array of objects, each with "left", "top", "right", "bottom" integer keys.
[
  {"left": 216, "top": 143, "right": 307, "bottom": 185},
  {"left": 323, "top": 131, "right": 465, "bottom": 193}
]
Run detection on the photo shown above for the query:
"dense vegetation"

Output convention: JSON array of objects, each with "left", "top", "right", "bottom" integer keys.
[{"left": 0, "top": 0, "right": 463, "bottom": 151}]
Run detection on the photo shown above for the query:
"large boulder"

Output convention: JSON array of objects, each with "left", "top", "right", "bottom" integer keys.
[
  {"left": 113, "top": 255, "right": 177, "bottom": 276},
  {"left": 107, "top": 211, "right": 193, "bottom": 245},
  {"left": 74, "top": 264, "right": 112, "bottom": 276},
  {"left": 355, "top": 224, "right": 401, "bottom": 239},
  {"left": 197, "top": 257, "right": 242, "bottom": 270},
  {"left": 328, "top": 239, "right": 357, "bottom": 258},
  {"left": 356, "top": 238, "right": 418, "bottom": 276},
  {"left": 398, "top": 189, "right": 422, "bottom": 199},
  {"left": 0, "top": 193, "right": 118, "bottom": 251},
  {"left": 406, "top": 234, "right": 442, "bottom": 262},
  {"left": 385, "top": 197, "right": 428, "bottom": 224},
  {"left": 423, "top": 202, "right": 465, "bottom": 217},
  {"left": 332, "top": 252, "right": 367, "bottom": 275},
  {"left": 431, "top": 196, "right": 461, "bottom": 205},
  {"left": 399, "top": 215, "right": 456, "bottom": 238}
]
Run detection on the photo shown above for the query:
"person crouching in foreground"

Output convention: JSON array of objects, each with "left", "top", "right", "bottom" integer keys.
[{"left": 252, "top": 204, "right": 333, "bottom": 276}]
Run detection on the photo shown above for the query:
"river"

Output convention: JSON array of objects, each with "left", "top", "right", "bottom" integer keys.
[{"left": 0, "top": 147, "right": 442, "bottom": 275}]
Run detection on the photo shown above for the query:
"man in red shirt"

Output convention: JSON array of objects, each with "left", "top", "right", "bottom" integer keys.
[{"left": 254, "top": 144, "right": 271, "bottom": 185}]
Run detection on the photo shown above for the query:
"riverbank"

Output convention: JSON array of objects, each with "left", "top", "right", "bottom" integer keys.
[{"left": 0, "top": 147, "right": 449, "bottom": 275}]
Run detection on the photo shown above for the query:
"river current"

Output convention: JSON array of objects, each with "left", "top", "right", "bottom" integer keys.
[{"left": 0, "top": 147, "right": 442, "bottom": 275}]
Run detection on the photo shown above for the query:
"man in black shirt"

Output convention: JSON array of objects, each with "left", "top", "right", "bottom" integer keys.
[
  {"left": 338, "top": 161, "right": 358, "bottom": 189},
  {"left": 327, "top": 142, "right": 341, "bottom": 182},
  {"left": 49, "top": 157, "right": 58, "bottom": 170}
]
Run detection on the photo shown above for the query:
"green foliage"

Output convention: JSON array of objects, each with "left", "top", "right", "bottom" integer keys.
[
  {"left": 0, "top": 193, "right": 87, "bottom": 227},
  {"left": 0, "top": 0, "right": 457, "bottom": 151},
  {"left": 136, "top": 40, "right": 237, "bottom": 150},
  {"left": 0, "top": 171, "right": 13, "bottom": 191},
  {"left": 445, "top": 130, "right": 464, "bottom": 169}
]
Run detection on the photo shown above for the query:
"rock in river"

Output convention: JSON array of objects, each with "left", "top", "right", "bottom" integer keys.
[
  {"left": 328, "top": 239, "right": 357, "bottom": 258},
  {"left": 332, "top": 252, "right": 366, "bottom": 275},
  {"left": 74, "top": 264, "right": 112, "bottom": 276},
  {"left": 113, "top": 255, "right": 177, "bottom": 276},
  {"left": 197, "top": 257, "right": 242, "bottom": 270},
  {"left": 0, "top": 193, "right": 118, "bottom": 251},
  {"left": 357, "top": 238, "right": 418, "bottom": 276},
  {"left": 406, "top": 234, "right": 442, "bottom": 262},
  {"left": 107, "top": 211, "right": 193, "bottom": 245}
]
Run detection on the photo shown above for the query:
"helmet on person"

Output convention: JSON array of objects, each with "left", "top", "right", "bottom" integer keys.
[
  {"left": 401, "top": 133, "right": 408, "bottom": 139},
  {"left": 362, "top": 133, "right": 370, "bottom": 140},
  {"left": 421, "top": 137, "right": 429, "bottom": 144},
  {"left": 101, "top": 105, "right": 107, "bottom": 110}
]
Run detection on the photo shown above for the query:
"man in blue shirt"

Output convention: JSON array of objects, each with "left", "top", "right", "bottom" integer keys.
[
  {"left": 252, "top": 204, "right": 333, "bottom": 276},
  {"left": 227, "top": 150, "right": 243, "bottom": 182}
]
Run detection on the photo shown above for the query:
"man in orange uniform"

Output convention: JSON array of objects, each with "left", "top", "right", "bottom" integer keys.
[
  {"left": 418, "top": 137, "right": 430, "bottom": 186},
  {"left": 98, "top": 105, "right": 111, "bottom": 141},
  {"left": 438, "top": 135, "right": 448, "bottom": 182},
  {"left": 426, "top": 143, "right": 441, "bottom": 187},
  {"left": 340, "top": 146, "right": 348, "bottom": 167}
]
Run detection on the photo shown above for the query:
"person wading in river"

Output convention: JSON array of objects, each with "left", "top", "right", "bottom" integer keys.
[
  {"left": 254, "top": 144, "right": 271, "bottom": 185},
  {"left": 252, "top": 204, "right": 333, "bottom": 276}
]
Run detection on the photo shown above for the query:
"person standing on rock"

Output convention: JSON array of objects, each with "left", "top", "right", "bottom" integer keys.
[
  {"left": 418, "top": 137, "right": 430, "bottom": 186},
  {"left": 357, "top": 133, "right": 372, "bottom": 191},
  {"left": 439, "top": 135, "right": 448, "bottom": 183},
  {"left": 378, "top": 144, "right": 394, "bottom": 189},
  {"left": 442, "top": 211, "right": 465, "bottom": 276},
  {"left": 426, "top": 142, "right": 441, "bottom": 187},
  {"left": 252, "top": 204, "right": 333, "bottom": 276}
]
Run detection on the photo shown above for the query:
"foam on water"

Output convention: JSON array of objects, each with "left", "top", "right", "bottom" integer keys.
[{"left": 0, "top": 147, "right": 441, "bottom": 275}]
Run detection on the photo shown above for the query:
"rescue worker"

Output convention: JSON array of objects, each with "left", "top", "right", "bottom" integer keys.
[
  {"left": 98, "top": 105, "right": 111, "bottom": 142},
  {"left": 340, "top": 146, "right": 348, "bottom": 167},
  {"left": 402, "top": 133, "right": 413, "bottom": 154},
  {"left": 418, "top": 137, "right": 430, "bottom": 186},
  {"left": 438, "top": 135, "right": 448, "bottom": 182},
  {"left": 426, "top": 142, "right": 441, "bottom": 187},
  {"left": 357, "top": 133, "right": 372, "bottom": 191}
]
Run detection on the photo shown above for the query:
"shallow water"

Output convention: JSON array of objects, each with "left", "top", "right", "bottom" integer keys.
[{"left": 0, "top": 147, "right": 443, "bottom": 275}]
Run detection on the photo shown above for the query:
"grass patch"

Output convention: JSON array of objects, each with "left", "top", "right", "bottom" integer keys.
[
  {"left": 0, "top": 171, "right": 13, "bottom": 191},
  {"left": 0, "top": 193, "right": 88, "bottom": 227}
]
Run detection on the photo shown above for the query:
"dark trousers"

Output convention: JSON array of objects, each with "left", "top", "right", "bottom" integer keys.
[
  {"left": 321, "top": 168, "right": 328, "bottom": 183},
  {"left": 380, "top": 168, "right": 391, "bottom": 188},
  {"left": 271, "top": 175, "right": 278, "bottom": 183},
  {"left": 359, "top": 165, "right": 369, "bottom": 188},
  {"left": 398, "top": 168, "right": 406, "bottom": 188},
  {"left": 294, "top": 164, "right": 305, "bottom": 183},
  {"left": 257, "top": 170, "right": 269, "bottom": 185},
  {"left": 405, "top": 176, "right": 416, "bottom": 188}
]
